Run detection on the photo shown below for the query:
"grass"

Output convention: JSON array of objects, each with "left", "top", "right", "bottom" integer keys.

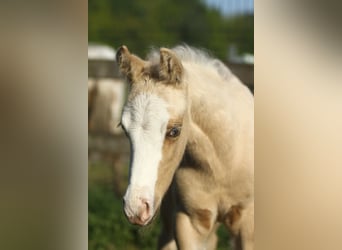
[{"left": 88, "top": 161, "right": 232, "bottom": 250}]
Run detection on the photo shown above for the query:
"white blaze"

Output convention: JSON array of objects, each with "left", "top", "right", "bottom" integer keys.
[{"left": 122, "top": 93, "right": 169, "bottom": 210}]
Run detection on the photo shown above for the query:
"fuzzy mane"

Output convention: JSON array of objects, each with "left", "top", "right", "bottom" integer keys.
[{"left": 147, "top": 45, "right": 233, "bottom": 81}]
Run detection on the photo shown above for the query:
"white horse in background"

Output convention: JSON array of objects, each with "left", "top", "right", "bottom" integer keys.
[
  {"left": 88, "top": 78, "right": 125, "bottom": 135},
  {"left": 116, "top": 45, "right": 254, "bottom": 250}
]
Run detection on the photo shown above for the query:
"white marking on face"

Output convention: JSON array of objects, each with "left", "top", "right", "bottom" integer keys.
[{"left": 122, "top": 93, "right": 169, "bottom": 214}]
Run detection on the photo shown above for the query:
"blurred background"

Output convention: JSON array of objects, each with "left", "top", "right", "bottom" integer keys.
[{"left": 88, "top": 0, "right": 254, "bottom": 249}]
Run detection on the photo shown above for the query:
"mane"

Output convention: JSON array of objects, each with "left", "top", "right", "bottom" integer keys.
[{"left": 147, "top": 45, "right": 233, "bottom": 81}]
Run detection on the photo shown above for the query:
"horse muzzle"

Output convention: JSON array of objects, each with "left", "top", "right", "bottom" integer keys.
[{"left": 123, "top": 187, "right": 154, "bottom": 226}]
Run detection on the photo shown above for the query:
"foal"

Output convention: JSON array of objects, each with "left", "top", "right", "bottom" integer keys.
[{"left": 116, "top": 45, "right": 254, "bottom": 250}]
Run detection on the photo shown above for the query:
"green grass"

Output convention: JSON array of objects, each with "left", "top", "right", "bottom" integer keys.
[
  {"left": 89, "top": 161, "right": 231, "bottom": 250},
  {"left": 89, "top": 183, "right": 161, "bottom": 250}
]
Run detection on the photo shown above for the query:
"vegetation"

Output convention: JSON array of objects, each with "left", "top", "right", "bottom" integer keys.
[
  {"left": 89, "top": 184, "right": 161, "bottom": 250},
  {"left": 89, "top": 0, "right": 253, "bottom": 60}
]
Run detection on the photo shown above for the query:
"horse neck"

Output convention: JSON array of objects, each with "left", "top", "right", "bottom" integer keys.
[
  {"left": 181, "top": 64, "right": 235, "bottom": 174},
  {"left": 184, "top": 61, "right": 254, "bottom": 177}
]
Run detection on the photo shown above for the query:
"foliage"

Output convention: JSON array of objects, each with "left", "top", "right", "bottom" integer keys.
[{"left": 88, "top": 0, "right": 253, "bottom": 60}]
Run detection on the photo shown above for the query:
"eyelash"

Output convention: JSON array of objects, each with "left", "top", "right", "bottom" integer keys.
[
  {"left": 118, "top": 122, "right": 128, "bottom": 134},
  {"left": 117, "top": 122, "right": 124, "bottom": 130}
]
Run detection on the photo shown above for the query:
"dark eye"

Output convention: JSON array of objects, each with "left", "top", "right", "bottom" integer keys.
[
  {"left": 117, "top": 122, "right": 125, "bottom": 131},
  {"left": 166, "top": 126, "right": 181, "bottom": 138},
  {"left": 118, "top": 122, "right": 129, "bottom": 136}
]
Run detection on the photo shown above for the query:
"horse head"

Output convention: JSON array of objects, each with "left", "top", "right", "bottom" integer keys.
[{"left": 116, "top": 46, "right": 189, "bottom": 225}]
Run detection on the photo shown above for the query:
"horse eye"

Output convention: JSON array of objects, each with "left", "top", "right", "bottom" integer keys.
[
  {"left": 166, "top": 126, "right": 181, "bottom": 138},
  {"left": 118, "top": 122, "right": 129, "bottom": 136},
  {"left": 117, "top": 122, "right": 125, "bottom": 131}
]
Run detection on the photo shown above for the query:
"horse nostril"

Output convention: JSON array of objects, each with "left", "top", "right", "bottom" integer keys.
[
  {"left": 144, "top": 200, "right": 150, "bottom": 212},
  {"left": 139, "top": 199, "right": 151, "bottom": 223}
]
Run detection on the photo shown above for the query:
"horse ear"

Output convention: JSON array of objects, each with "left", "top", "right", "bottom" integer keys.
[
  {"left": 116, "top": 45, "right": 145, "bottom": 82},
  {"left": 159, "top": 48, "right": 183, "bottom": 83}
]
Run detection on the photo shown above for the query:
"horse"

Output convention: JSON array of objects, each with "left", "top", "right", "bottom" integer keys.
[
  {"left": 88, "top": 78, "right": 125, "bottom": 135},
  {"left": 116, "top": 45, "right": 254, "bottom": 250}
]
